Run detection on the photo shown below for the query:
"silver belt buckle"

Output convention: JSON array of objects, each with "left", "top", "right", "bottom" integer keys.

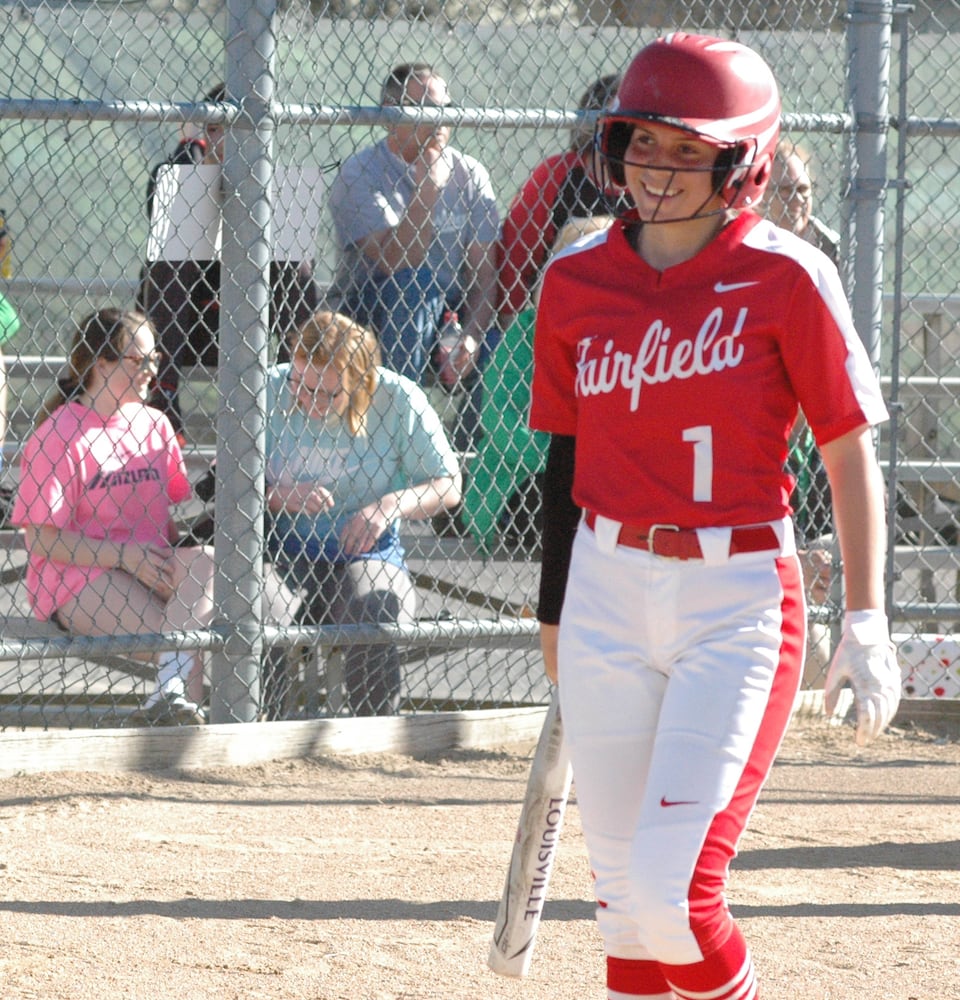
[{"left": 647, "top": 523, "right": 680, "bottom": 555}]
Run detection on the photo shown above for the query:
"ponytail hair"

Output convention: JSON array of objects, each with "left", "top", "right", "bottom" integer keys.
[{"left": 34, "top": 308, "right": 151, "bottom": 429}]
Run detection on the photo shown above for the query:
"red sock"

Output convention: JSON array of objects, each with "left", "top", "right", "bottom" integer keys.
[
  {"left": 663, "top": 923, "right": 757, "bottom": 1000},
  {"left": 607, "top": 956, "right": 672, "bottom": 997}
]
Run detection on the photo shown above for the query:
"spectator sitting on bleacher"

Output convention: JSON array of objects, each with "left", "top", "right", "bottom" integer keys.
[
  {"left": 0, "top": 208, "right": 20, "bottom": 524},
  {"left": 764, "top": 139, "right": 840, "bottom": 265},
  {"left": 762, "top": 140, "right": 838, "bottom": 610},
  {"left": 138, "top": 82, "right": 319, "bottom": 442},
  {"left": 461, "top": 216, "right": 615, "bottom": 552},
  {"left": 265, "top": 309, "right": 461, "bottom": 716},
  {"left": 497, "top": 72, "right": 624, "bottom": 323},
  {"left": 327, "top": 63, "right": 499, "bottom": 453},
  {"left": 11, "top": 308, "right": 215, "bottom": 726}
]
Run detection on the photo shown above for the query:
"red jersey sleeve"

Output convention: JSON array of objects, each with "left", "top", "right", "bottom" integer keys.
[
  {"left": 529, "top": 253, "right": 581, "bottom": 436},
  {"left": 768, "top": 238, "right": 888, "bottom": 446}
]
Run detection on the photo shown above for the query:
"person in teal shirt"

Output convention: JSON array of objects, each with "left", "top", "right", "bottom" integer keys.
[{"left": 265, "top": 309, "right": 461, "bottom": 716}]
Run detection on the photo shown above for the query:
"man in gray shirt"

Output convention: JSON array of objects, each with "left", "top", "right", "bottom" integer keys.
[{"left": 328, "top": 62, "right": 499, "bottom": 398}]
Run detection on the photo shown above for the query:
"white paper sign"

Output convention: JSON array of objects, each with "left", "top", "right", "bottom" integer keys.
[{"left": 146, "top": 165, "right": 323, "bottom": 262}]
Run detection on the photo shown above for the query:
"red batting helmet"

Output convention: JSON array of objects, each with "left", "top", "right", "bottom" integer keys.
[{"left": 598, "top": 33, "right": 781, "bottom": 213}]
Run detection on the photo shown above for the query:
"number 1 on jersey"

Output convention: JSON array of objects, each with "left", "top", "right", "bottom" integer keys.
[{"left": 682, "top": 425, "right": 713, "bottom": 502}]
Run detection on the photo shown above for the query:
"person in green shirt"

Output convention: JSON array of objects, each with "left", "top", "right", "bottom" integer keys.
[
  {"left": 0, "top": 212, "right": 21, "bottom": 482},
  {"left": 461, "top": 216, "right": 614, "bottom": 552},
  {"left": 459, "top": 306, "right": 547, "bottom": 551}
]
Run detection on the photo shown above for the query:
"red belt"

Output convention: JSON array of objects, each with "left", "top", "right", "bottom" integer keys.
[{"left": 583, "top": 511, "right": 780, "bottom": 560}]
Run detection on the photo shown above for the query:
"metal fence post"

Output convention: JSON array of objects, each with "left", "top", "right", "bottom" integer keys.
[
  {"left": 209, "top": 0, "right": 276, "bottom": 723},
  {"left": 846, "top": 0, "right": 893, "bottom": 366},
  {"left": 846, "top": 0, "right": 893, "bottom": 630}
]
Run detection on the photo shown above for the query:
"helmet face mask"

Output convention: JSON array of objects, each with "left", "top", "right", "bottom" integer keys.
[{"left": 597, "top": 33, "right": 781, "bottom": 224}]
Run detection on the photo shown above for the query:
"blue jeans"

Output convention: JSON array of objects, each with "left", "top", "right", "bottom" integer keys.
[{"left": 352, "top": 266, "right": 445, "bottom": 381}]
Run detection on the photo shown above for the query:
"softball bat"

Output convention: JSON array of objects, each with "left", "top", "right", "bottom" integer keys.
[{"left": 488, "top": 692, "right": 573, "bottom": 978}]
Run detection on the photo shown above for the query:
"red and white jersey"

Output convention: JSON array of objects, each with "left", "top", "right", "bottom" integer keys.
[{"left": 529, "top": 212, "right": 887, "bottom": 528}]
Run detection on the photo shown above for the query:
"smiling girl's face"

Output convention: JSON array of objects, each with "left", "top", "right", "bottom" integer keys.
[{"left": 621, "top": 121, "right": 725, "bottom": 224}]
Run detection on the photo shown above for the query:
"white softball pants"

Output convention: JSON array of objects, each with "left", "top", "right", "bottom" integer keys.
[{"left": 558, "top": 517, "right": 805, "bottom": 996}]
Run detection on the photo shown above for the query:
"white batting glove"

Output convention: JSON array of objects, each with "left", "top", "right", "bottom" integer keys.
[{"left": 824, "top": 610, "right": 902, "bottom": 746}]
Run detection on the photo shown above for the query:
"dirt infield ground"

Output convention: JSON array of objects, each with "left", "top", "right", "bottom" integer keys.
[{"left": 1, "top": 716, "right": 959, "bottom": 1000}]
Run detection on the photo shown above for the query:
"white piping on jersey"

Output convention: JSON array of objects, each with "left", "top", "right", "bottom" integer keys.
[
  {"left": 546, "top": 225, "right": 614, "bottom": 269},
  {"left": 743, "top": 219, "right": 888, "bottom": 430}
]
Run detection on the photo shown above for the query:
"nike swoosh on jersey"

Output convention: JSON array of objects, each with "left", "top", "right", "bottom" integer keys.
[
  {"left": 714, "top": 280, "right": 760, "bottom": 293},
  {"left": 660, "top": 796, "right": 699, "bottom": 807}
]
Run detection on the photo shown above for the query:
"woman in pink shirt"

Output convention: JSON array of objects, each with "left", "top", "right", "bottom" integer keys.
[{"left": 13, "top": 308, "right": 214, "bottom": 725}]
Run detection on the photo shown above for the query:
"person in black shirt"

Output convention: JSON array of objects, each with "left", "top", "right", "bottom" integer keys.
[{"left": 138, "top": 83, "right": 319, "bottom": 439}]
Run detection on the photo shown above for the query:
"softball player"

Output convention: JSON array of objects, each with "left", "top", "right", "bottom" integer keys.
[{"left": 530, "top": 34, "right": 901, "bottom": 1000}]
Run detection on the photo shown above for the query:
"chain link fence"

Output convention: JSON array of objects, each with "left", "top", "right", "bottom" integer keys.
[{"left": 1, "top": 0, "right": 959, "bottom": 728}]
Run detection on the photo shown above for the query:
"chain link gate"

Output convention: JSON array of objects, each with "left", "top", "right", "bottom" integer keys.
[
  {"left": 885, "top": 5, "right": 960, "bottom": 699},
  {"left": 0, "top": 0, "right": 958, "bottom": 729}
]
